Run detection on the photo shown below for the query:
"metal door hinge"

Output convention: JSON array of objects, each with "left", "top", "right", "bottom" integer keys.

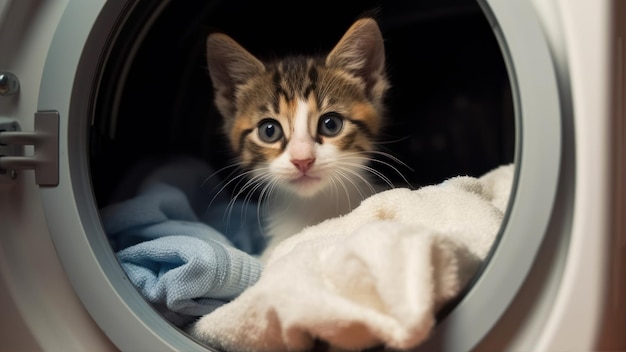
[{"left": 0, "top": 111, "right": 59, "bottom": 186}]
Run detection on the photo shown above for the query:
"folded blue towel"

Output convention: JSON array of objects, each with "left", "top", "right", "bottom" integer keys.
[{"left": 99, "top": 157, "right": 266, "bottom": 327}]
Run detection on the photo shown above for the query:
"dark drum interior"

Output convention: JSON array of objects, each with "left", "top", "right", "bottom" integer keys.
[
  {"left": 86, "top": 0, "right": 516, "bottom": 343},
  {"left": 90, "top": 0, "right": 514, "bottom": 217}
]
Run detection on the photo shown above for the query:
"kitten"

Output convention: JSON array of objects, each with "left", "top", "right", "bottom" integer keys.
[{"left": 206, "top": 18, "right": 390, "bottom": 260}]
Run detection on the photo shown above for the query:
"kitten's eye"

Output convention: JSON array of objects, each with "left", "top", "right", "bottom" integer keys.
[
  {"left": 257, "top": 119, "right": 284, "bottom": 143},
  {"left": 318, "top": 113, "right": 344, "bottom": 137}
]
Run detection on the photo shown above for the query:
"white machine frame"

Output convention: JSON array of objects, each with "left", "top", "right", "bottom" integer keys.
[{"left": 0, "top": 0, "right": 623, "bottom": 351}]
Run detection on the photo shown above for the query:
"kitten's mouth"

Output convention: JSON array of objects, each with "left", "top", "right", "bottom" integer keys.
[
  {"left": 288, "top": 174, "right": 324, "bottom": 197},
  {"left": 289, "top": 174, "right": 321, "bottom": 185}
]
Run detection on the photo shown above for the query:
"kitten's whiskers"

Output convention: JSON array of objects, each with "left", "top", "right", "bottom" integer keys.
[
  {"left": 226, "top": 168, "right": 272, "bottom": 224},
  {"left": 200, "top": 161, "right": 242, "bottom": 190},
  {"left": 333, "top": 166, "right": 375, "bottom": 199},
  {"left": 328, "top": 171, "right": 354, "bottom": 211},
  {"left": 339, "top": 151, "right": 414, "bottom": 189}
]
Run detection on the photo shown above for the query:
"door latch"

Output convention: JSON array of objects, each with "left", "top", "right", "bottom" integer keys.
[{"left": 0, "top": 111, "right": 59, "bottom": 186}]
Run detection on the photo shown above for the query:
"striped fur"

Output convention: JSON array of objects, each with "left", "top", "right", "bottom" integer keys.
[
  {"left": 207, "top": 18, "right": 388, "bottom": 195},
  {"left": 206, "top": 18, "right": 391, "bottom": 257}
]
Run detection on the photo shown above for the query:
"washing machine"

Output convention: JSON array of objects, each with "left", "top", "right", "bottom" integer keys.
[{"left": 0, "top": 0, "right": 624, "bottom": 351}]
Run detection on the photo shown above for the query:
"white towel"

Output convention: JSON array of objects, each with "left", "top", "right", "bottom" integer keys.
[{"left": 190, "top": 164, "right": 514, "bottom": 351}]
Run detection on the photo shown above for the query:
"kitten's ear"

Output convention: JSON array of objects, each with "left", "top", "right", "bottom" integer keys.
[
  {"left": 326, "top": 18, "right": 387, "bottom": 95},
  {"left": 206, "top": 33, "right": 265, "bottom": 118}
]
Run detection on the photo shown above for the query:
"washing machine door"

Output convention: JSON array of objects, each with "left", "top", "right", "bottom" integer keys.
[
  {"left": 33, "top": 1, "right": 207, "bottom": 351},
  {"left": 27, "top": 0, "right": 589, "bottom": 351},
  {"left": 417, "top": 0, "right": 566, "bottom": 349}
]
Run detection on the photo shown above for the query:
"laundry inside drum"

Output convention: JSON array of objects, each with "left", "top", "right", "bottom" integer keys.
[{"left": 89, "top": 0, "right": 515, "bottom": 349}]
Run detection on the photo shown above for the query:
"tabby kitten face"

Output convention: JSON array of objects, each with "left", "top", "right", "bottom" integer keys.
[{"left": 206, "top": 18, "right": 389, "bottom": 197}]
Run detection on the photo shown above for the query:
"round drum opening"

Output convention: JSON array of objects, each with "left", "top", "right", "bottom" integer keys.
[
  {"left": 90, "top": 0, "right": 514, "bottom": 201},
  {"left": 87, "top": 0, "right": 515, "bottom": 349}
]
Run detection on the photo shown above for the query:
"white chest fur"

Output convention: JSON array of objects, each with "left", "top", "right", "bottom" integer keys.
[{"left": 260, "top": 178, "right": 380, "bottom": 261}]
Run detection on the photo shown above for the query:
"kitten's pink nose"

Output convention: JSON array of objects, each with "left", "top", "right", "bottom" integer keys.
[{"left": 291, "top": 158, "right": 315, "bottom": 173}]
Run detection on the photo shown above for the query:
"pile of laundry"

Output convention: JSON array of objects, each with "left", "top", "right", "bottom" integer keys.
[
  {"left": 100, "top": 157, "right": 266, "bottom": 327},
  {"left": 101, "top": 156, "right": 513, "bottom": 351}
]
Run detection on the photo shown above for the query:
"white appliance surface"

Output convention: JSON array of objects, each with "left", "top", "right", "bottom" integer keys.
[{"left": 0, "top": 0, "right": 622, "bottom": 351}]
